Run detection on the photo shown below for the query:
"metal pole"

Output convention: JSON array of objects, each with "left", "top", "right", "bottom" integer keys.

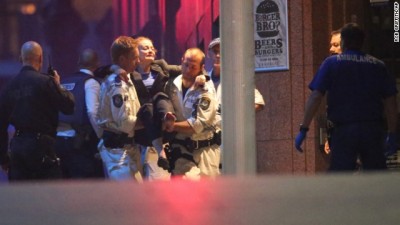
[{"left": 220, "top": 0, "right": 256, "bottom": 175}]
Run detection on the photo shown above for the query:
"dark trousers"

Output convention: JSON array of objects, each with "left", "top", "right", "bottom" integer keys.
[
  {"left": 9, "top": 134, "right": 61, "bottom": 181},
  {"left": 329, "top": 121, "right": 387, "bottom": 171},
  {"left": 135, "top": 92, "right": 175, "bottom": 146},
  {"left": 55, "top": 132, "right": 105, "bottom": 179}
]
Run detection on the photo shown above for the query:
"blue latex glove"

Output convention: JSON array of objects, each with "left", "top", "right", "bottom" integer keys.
[
  {"left": 295, "top": 128, "right": 308, "bottom": 153},
  {"left": 385, "top": 133, "right": 398, "bottom": 157}
]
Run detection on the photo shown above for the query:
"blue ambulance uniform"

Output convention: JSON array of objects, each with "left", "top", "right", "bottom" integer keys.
[{"left": 309, "top": 50, "right": 398, "bottom": 171}]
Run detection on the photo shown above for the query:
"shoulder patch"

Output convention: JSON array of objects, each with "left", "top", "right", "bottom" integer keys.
[
  {"left": 199, "top": 97, "right": 211, "bottom": 110},
  {"left": 112, "top": 94, "right": 124, "bottom": 108},
  {"left": 114, "top": 75, "right": 122, "bottom": 86}
]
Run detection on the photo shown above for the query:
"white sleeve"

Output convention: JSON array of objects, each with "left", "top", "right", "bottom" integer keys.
[
  {"left": 254, "top": 88, "right": 265, "bottom": 106},
  {"left": 85, "top": 78, "right": 103, "bottom": 138},
  {"left": 187, "top": 91, "right": 218, "bottom": 134}
]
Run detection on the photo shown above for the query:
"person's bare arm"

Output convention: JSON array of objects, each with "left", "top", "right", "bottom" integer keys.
[
  {"left": 295, "top": 90, "right": 324, "bottom": 152},
  {"left": 166, "top": 120, "right": 195, "bottom": 134},
  {"left": 300, "top": 90, "right": 324, "bottom": 128}
]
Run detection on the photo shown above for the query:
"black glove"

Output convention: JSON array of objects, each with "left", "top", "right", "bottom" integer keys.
[{"left": 157, "top": 157, "right": 170, "bottom": 171}]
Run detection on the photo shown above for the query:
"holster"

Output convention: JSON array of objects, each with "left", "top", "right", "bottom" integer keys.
[
  {"left": 72, "top": 132, "right": 86, "bottom": 150},
  {"left": 42, "top": 154, "right": 60, "bottom": 169},
  {"left": 214, "top": 130, "right": 222, "bottom": 145},
  {"left": 14, "top": 131, "right": 60, "bottom": 168},
  {"left": 164, "top": 144, "right": 177, "bottom": 172},
  {"left": 71, "top": 124, "right": 92, "bottom": 150},
  {"left": 164, "top": 144, "right": 196, "bottom": 173},
  {"left": 326, "top": 120, "right": 335, "bottom": 146},
  {"left": 102, "top": 131, "right": 133, "bottom": 148},
  {"left": 37, "top": 134, "right": 60, "bottom": 168}
]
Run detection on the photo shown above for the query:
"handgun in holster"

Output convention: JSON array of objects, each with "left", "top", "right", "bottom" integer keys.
[
  {"left": 164, "top": 144, "right": 177, "bottom": 172},
  {"left": 326, "top": 119, "right": 335, "bottom": 146},
  {"left": 39, "top": 134, "right": 60, "bottom": 168},
  {"left": 213, "top": 130, "right": 222, "bottom": 146}
]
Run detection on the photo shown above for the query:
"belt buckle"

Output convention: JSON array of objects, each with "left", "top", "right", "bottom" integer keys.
[{"left": 194, "top": 140, "right": 199, "bottom": 150}]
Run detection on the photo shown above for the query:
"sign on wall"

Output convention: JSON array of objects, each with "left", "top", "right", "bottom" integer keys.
[{"left": 254, "top": 0, "right": 289, "bottom": 72}]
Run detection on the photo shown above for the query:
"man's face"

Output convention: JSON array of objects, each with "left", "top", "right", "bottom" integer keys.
[
  {"left": 181, "top": 53, "right": 203, "bottom": 80},
  {"left": 329, "top": 34, "right": 341, "bottom": 55},
  {"left": 208, "top": 44, "right": 220, "bottom": 66},
  {"left": 138, "top": 39, "right": 156, "bottom": 63},
  {"left": 121, "top": 48, "right": 140, "bottom": 72}
]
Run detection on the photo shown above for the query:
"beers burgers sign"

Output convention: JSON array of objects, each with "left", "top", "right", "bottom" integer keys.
[{"left": 254, "top": 0, "right": 289, "bottom": 72}]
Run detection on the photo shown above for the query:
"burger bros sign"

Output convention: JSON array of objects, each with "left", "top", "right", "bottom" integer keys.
[{"left": 254, "top": 0, "right": 289, "bottom": 72}]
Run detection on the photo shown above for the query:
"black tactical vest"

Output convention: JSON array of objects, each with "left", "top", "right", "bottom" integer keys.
[{"left": 59, "top": 72, "right": 99, "bottom": 126}]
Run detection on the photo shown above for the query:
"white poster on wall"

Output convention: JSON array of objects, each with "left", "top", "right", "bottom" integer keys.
[{"left": 254, "top": 0, "right": 289, "bottom": 72}]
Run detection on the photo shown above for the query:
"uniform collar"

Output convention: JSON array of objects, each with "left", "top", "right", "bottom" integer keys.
[
  {"left": 21, "top": 65, "right": 37, "bottom": 72},
  {"left": 79, "top": 68, "right": 94, "bottom": 75},
  {"left": 173, "top": 75, "right": 183, "bottom": 92},
  {"left": 209, "top": 69, "right": 220, "bottom": 83}
]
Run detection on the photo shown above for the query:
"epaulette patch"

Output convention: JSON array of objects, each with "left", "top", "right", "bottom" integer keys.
[{"left": 114, "top": 75, "right": 122, "bottom": 86}]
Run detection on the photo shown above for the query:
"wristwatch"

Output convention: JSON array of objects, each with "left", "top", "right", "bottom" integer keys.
[{"left": 299, "top": 124, "right": 309, "bottom": 132}]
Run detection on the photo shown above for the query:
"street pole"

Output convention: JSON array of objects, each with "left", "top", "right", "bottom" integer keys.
[{"left": 220, "top": 0, "right": 256, "bottom": 175}]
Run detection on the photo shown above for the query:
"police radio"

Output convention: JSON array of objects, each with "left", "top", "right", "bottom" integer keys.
[{"left": 47, "top": 56, "right": 56, "bottom": 77}]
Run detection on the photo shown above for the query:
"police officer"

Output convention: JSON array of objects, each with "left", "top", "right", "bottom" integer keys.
[
  {"left": 207, "top": 37, "right": 264, "bottom": 170},
  {"left": 0, "top": 41, "right": 75, "bottom": 181},
  {"left": 295, "top": 23, "right": 398, "bottom": 171},
  {"left": 56, "top": 48, "right": 104, "bottom": 179},
  {"left": 165, "top": 48, "right": 221, "bottom": 180},
  {"left": 207, "top": 37, "right": 265, "bottom": 112},
  {"left": 96, "top": 36, "right": 142, "bottom": 181}
]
